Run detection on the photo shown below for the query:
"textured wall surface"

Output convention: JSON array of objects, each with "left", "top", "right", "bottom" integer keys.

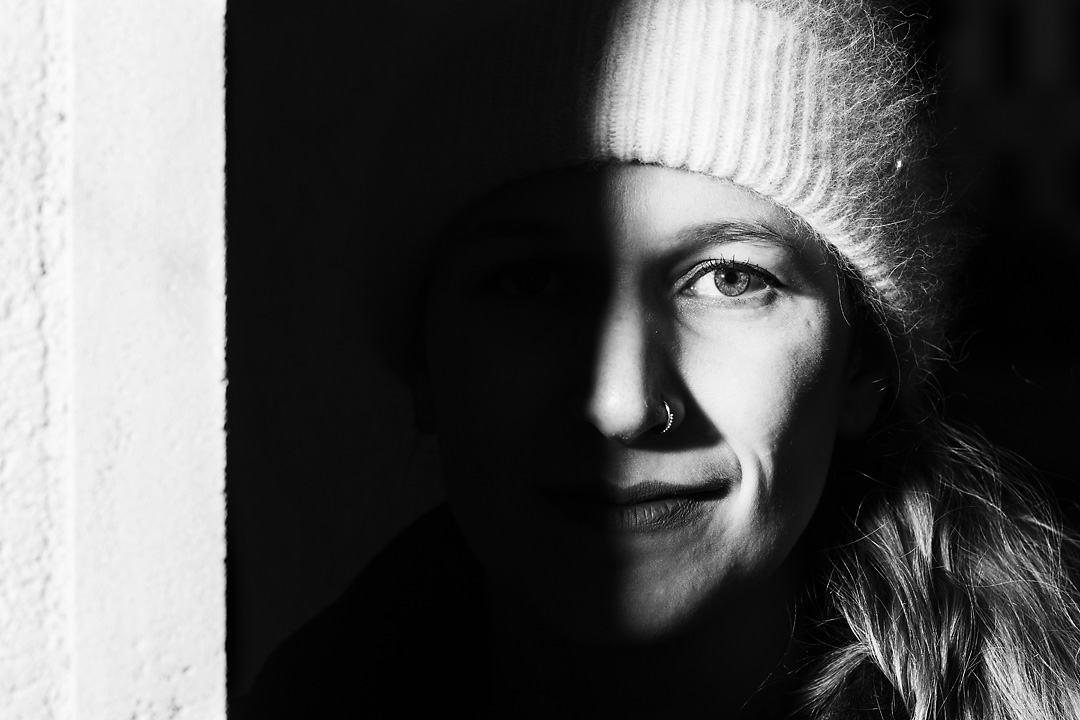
[
  {"left": 0, "top": 0, "right": 225, "bottom": 717},
  {"left": 0, "top": 0, "right": 74, "bottom": 716}
]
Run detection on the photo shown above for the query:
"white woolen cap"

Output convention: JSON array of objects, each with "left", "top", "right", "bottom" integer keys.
[{"left": 369, "top": 0, "right": 948, "bottom": 374}]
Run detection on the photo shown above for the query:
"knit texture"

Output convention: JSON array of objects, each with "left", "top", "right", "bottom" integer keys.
[{"left": 368, "top": 0, "right": 951, "bottom": 379}]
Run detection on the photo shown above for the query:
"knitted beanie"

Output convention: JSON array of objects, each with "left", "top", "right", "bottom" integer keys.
[{"left": 367, "top": 0, "right": 951, "bottom": 380}]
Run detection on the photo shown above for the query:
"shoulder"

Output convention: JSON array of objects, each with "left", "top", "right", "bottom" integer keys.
[{"left": 234, "top": 505, "right": 487, "bottom": 719}]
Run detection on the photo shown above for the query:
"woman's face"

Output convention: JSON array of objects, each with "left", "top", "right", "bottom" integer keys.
[{"left": 420, "top": 164, "right": 879, "bottom": 643}]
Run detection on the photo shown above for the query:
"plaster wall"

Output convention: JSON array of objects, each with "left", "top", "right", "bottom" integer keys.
[{"left": 1, "top": 0, "right": 225, "bottom": 717}]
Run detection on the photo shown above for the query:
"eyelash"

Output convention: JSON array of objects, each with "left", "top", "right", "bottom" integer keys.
[{"left": 676, "top": 258, "right": 782, "bottom": 297}]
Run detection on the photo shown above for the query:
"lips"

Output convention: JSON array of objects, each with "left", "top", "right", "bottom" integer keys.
[{"left": 541, "top": 478, "right": 731, "bottom": 534}]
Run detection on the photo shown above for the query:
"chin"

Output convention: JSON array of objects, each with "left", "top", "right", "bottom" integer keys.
[{"left": 529, "top": 574, "right": 717, "bottom": 647}]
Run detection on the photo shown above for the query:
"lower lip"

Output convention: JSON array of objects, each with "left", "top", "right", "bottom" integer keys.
[{"left": 545, "top": 491, "right": 724, "bottom": 534}]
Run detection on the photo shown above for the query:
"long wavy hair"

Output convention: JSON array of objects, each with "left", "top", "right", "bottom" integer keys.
[
  {"left": 803, "top": 424, "right": 1080, "bottom": 719},
  {"left": 796, "top": 158, "right": 1080, "bottom": 720}
]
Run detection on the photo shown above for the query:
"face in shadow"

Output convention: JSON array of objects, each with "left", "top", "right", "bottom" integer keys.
[{"left": 417, "top": 163, "right": 881, "bottom": 644}]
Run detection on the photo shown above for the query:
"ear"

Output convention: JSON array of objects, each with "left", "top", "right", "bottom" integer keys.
[
  {"left": 410, "top": 365, "right": 439, "bottom": 435},
  {"left": 837, "top": 345, "right": 887, "bottom": 439}
]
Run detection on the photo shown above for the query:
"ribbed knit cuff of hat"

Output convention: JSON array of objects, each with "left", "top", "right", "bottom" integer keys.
[{"left": 366, "top": 0, "right": 932, "bottom": 374}]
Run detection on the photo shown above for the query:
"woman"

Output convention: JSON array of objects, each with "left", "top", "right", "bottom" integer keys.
[{"left": 239, "top": 0, "right": 1080, "bottom": 717}]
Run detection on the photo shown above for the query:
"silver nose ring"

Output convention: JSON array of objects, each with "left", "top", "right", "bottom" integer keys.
[{"left": 659, "top": 400, "right": 674, "bottom": 435}]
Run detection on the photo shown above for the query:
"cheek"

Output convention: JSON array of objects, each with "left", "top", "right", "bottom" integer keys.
[
  {"left": 686, "top": 312, "right": 849, "bottom": 512},
  {"left": 428, "top": 310, "right": 540, "bottom": 418},
  {"left": 424, "top": 312, "right": 570, "bottom": 487}
]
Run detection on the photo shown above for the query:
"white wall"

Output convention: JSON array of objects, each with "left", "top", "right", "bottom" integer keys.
[{"left": 0, "top": 0, "right": 225, "bottom": 717}]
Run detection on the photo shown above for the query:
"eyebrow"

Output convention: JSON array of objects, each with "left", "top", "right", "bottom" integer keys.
[
  {"left": 450, "top": 219, "right": 558, "bottom": 245},
  {"left": 672, "top": 220, "right": 803, "bottom": 253},
  {"left": 431, "top": 218, "right": 561, "bottom": 264}
]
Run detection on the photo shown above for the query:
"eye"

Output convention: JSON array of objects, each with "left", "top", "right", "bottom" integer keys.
[
  {"left": 679, "top": 259, "right": 778, "bottom": 299},
  {"left": 489, "top": 260, "right": 571, "bottom": 297}
]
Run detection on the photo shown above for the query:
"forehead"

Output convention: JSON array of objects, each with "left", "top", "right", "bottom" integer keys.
[
  {"left": 598, "top": 164, "right": 800, "bottom": 246},
  {"left": 442, "top": 163, "right": 809, "bottom": 256}
]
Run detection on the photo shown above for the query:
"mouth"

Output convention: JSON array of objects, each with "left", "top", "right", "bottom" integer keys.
[{"left": 541, "top": 478, "right": 731, "bottom": 534}]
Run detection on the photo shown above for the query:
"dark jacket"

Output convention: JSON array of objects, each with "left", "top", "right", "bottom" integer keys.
[{"left": 234, "top": 506, "right": 900, "bottom": 719}]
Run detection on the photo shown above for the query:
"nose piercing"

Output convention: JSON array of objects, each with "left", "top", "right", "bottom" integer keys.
[{"left": 659, "top": 400, "right": 674, "bottom": 435}]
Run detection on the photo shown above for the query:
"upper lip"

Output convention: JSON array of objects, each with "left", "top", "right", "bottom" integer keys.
[{"left": 543, "top": 477, "right": 731, "bottom": 505}]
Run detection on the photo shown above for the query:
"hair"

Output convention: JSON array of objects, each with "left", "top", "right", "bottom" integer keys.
[
  {"left": 793, "top": 64, "right": 1080, "bottom": 714},
  {"left": 801, "top": 420, "right": 1080, "bottom": 719}
]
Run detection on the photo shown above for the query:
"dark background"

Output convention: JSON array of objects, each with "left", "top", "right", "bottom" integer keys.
[{"left": 225, "top": 0, "right": 1080, "bottom": 703}]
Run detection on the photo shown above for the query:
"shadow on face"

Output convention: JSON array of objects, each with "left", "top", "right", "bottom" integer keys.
[{"left": 416, "top": 163, "right": 883, "bottom": 645}]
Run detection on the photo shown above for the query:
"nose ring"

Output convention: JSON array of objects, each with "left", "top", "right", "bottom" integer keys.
[{"left": 659, "top": 400, "right": 674, "bottom": 435}]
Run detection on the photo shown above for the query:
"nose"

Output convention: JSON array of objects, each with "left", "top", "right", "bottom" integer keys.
[{"left": 583, "top": 299, "right": 666, "bottom": 443}]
